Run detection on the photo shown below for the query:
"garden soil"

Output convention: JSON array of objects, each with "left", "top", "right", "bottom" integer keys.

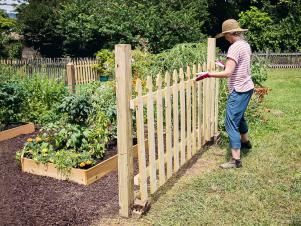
[{"left": 0, "top": 133, "right": 121, "bottom": 226}]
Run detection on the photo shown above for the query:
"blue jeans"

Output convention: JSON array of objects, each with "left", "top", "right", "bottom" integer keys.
[{"left": 225, "top": 89, "right": 253, "bottom": 149}]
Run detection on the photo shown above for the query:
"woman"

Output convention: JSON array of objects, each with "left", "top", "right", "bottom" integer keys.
[{"left": 196, "top": 19, "right": 254, "bottom": 169}]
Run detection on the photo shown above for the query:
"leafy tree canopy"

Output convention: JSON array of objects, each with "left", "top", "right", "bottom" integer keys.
[
  {"left": 17, "top": 0, "right": 69, "bottom": 56},
  {"left": 14, "top": 0, "right": 301, "bottom": 56}
]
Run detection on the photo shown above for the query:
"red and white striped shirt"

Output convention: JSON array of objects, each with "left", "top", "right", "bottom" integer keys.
[{"left": 227, "top": 40, "right": 254, "bottom": 93}]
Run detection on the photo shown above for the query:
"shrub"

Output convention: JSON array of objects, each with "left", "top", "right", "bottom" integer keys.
[
  {"left": 131, "top": 42, "right": 208, "bottom": 87},
  {"left": 95, "top": 49, "right": 114, "bottom": 78},
  {"left": 251, "top": 56, "right": 268, "bottom": 87},
  {"left": 0, "top": 82, "right": 26, "bottom": 130},
  {"left": 0, "top": 64, "right": 19, "bottom": 82}
]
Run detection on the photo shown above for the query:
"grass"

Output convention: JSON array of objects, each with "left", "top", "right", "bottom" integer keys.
[{"left": 140, "top": 69, "right": 301, "bottom": 225}]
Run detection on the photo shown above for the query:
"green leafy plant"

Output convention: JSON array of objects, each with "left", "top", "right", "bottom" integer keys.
[
  {"left": 17, "top": 136, "right": 54, "bottom": 163},
  {"left": 83, "top": 112, "right": 110, "bottom": 158},
  {"left": 58, "top": 95, "right": 92, "bottom": 124},
  {"left": 251, "top": 56, "right": 268, "bottom": 87},
  {"left": 95, "top": 49, "right": 114, "bottom": 78},
  {"left": 19, "top": 86, "right": 112, "bottom": 172},
  {"left": 131, "top": 42, "right": 207, "bottom": 81},
  {"left": 89, "top": 81, "right": 117, "bottom": 138},
  {"left": 19, "top": 116, "right": 110, "bottom": 172},
  {"left": 20, "top": 74, "right": 68, "bottom": 125},
  {"left": 0, "top": 82, "right": 26, "bottom": 130}
]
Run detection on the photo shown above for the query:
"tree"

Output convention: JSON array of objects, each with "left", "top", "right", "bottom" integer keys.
[
  {"left": 0, "top": 10, "right": 22, "bottom": 58},
  {"left": 17, "top": 0, "right": 69, "bottom": 57},
  {"left": 239, "top": 5, "right": 301, "bottom": 51},
  {"left": 57, "top": 0, "right": 208, "bottom": 55},
  {"left": 239, "top": 7, "right": 277, "bottom": 51},
  {"left": 98, "top": 0, "right": 208, "bottom": 53},
  {"left": 56, "top": 0, "right": 100, "bottom": 56}
]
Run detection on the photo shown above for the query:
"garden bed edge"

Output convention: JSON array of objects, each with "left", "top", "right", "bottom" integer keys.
[{"left": 0, "top": 123, "right": 35, "bottom": 142}]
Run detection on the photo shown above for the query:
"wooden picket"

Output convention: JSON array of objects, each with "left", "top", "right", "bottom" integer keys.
[
  {"left": 172, "top": 70, "right": 180, "bottom": 172},
  {"left": 146, "top": 76, "right": 157, "bottom": 193},
  {"left": 116, "top": 38, "right": 219, "bottom": 217},
  {"left": 186, "top": 66, "right": 192, "bottom": 159},
  {"left": 135, "top": 79, "right": 148, "bottom": 202},
  {"left": 156, "top": 74, "right": 166, "bottom": 187},
  {"left": 179, "top": 68, "right": 186, "bottom": 165},
  {"left": 191, "top": 65, "right": 197, "bottom": 155},
  {"left": 164, "top": 72, "right": 173, "bottom": 179}
]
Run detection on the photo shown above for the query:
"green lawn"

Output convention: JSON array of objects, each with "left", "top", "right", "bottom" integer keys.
[{"left": 141, "top": 69, "right": 301, "bottom": 225}]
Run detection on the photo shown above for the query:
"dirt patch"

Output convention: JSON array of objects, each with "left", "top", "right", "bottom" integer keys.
[
  {"left": 0, "top": 133, "right": 120, "bottom": 226},
  {"left": 184, "top": 146, "right": 225, "bottom": 177}
]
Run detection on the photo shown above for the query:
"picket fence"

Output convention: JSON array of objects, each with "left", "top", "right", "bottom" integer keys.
[
  {"left": 0, "top": 58, "right": 99, "bottom": 86},
  {"left": 115, "top": 39, "right": 219, "bottom": 217},
  {"left": 255, "top": 52, "right": 301, "bottom": 68}
]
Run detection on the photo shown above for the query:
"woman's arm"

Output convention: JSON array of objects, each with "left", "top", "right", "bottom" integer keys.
[{"left": 208, "top": 58, "right": 236, "bottom": 78}]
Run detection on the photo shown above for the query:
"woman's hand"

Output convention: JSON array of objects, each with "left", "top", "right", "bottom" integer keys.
[{"left": 195, "top": 72, "right": 210, "bottom": 81}]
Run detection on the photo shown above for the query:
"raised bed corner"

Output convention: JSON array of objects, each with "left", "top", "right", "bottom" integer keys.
[
  {"left": 21, "top": 141, "right": 139, "bottom": 185},
  {"left": 21, "top": 155, "right": 118, "bottom": 185},
  {"left": 0, "top": 123, "right": 35, "bottom": 142}
]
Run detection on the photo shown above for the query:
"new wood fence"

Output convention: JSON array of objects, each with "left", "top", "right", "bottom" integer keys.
[{"left": 115, "top": 38, "right": 219, "bottom": 217}]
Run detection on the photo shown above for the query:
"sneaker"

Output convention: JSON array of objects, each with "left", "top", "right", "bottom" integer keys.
[
  {"left": 220, "top": 159, "right": 242, "bottom": 169},
  {"left": 241, "top": 140, "right": 252, "bottom": 149}
]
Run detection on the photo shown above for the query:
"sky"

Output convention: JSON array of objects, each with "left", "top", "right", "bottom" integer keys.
[{"left": 0, "top": 0, "right": 27, "bottom": 13}]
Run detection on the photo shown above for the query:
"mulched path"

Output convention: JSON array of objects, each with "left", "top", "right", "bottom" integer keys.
[{"left": 0, "top": 132, "right": 120, "bottom": 226}]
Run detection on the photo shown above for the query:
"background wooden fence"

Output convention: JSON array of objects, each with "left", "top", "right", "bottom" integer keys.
[
  {"left": 219, "top": 52, "right": 301, "bottom": 68},
  {"left": 115, "top": 39, "right": 219, "bottom": 217},
  {"left": 255, "top": 52, "right": 301, "bottom": 68},
  {"left": 0, "top": 58, "right": 100, "bottom": 87}
]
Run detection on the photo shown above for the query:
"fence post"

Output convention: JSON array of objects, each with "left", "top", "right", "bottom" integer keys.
[
  {"left": 66, "top": 62, "right": 76, "bottom": 93},
  {"left": 115, "top": 44, "right": 134, "bottom": 217},
  {"left": 207, "top": 38, "right": 219, "bottom": 138}
]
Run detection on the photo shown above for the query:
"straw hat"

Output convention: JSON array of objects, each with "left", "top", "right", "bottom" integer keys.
[{"left": 215, "top": 19, "right": 248, "bottom": 38}]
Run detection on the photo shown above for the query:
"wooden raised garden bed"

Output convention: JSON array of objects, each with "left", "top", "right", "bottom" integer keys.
[
  {"left": 21, "top": 143, "right": 140, "bottom": 185},
  {"left": 0, "top": 123, "right": 35, "bottom": 142}
]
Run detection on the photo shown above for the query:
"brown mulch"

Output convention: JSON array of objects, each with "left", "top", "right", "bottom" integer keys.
[{"left": 0, "top": 133, "right": 120, "bottom": 226}]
